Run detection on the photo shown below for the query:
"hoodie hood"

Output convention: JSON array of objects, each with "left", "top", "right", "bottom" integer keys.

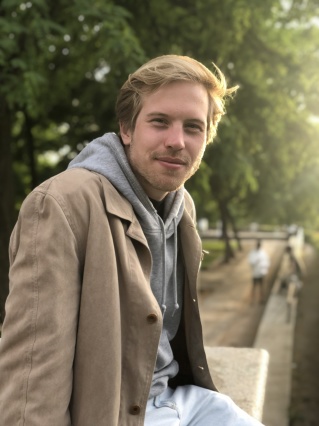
[{"left": 68, "top": 133, "right": 184, "bottom": 239}]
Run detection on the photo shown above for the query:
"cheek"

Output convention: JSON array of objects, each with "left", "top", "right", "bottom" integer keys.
[{"left": 191, "top": 141, "right": 206, "bottom": 159}]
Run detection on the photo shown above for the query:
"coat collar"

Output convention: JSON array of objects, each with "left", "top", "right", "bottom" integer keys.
[{"left": 99, "top": 175, "right": 148, "bottom": 246}]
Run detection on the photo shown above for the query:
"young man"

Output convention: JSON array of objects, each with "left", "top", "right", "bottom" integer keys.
[{"left": 0, "top": 55, "right": 263, "bottom": 425}]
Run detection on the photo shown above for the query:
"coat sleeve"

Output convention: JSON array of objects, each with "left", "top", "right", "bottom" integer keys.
[{"left": 0, "top": 189, "right": 81, "bottom": 426}]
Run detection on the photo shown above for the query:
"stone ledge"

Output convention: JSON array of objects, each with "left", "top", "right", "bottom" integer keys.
[
  {"left": 0, "top": 338, "right": 268, "bottom": 421},
  {"left": 205, "top": 346, "right": 269, "bottom": 422}
]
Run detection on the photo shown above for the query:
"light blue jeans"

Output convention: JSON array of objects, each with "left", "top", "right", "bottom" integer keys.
[{"left": 145, "top": 385, "right": 264, "bottom": 426}]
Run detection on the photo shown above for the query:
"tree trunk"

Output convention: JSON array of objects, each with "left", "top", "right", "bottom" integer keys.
[
  {"left": 0, "top": 96, "right": 14, "bottom": 323},
  {"left": 228, "top": 209, "right": 243, "bottom": 251},
  {"left": 218, "top": 199, "right": 235, "bottom": 263}
]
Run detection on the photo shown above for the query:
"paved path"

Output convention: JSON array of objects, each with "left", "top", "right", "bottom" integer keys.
[
  {"left": 198, "top": 238, "right": 290, "bottom": 425},
  {"left": 199, "top": 239, "right": 286, "bottom": 348}
]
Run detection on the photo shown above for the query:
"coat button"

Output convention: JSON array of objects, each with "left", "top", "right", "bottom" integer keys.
[
  {"left": 129, "top": 405, "right": 141, "bottom": 415},
  {"left": 146, "top": 313, "right": 158, "bottom": 324}
]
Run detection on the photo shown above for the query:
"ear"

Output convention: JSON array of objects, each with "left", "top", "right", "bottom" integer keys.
[{"left": 119, "top": 122, "right": 132, "bottom": 146}]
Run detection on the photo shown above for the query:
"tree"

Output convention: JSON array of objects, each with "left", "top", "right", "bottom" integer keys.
[{"left": 0, "top": 0, "right": 145, "bottom": 319}]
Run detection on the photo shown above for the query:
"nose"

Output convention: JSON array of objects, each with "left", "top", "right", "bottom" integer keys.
[{"left": 164, "top": 124, "right": 185, "bottom": 150}]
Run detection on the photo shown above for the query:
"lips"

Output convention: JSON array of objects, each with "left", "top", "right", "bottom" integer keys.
[
  {"left": 155, "top": 156, "right": 187, "bottom": 165},
  {"left": 154, "top": 155, "right": 189, "bottom": 166}
]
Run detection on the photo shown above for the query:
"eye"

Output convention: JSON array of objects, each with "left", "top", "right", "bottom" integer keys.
[
  {"left": 150, "top": 118, "right": 168, "bottom": 126},
  {"left": 185, "top": 123, "right": 204, "bottom": 133}
]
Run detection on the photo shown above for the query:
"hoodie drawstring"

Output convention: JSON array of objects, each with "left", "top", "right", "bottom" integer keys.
[
  {"left": 172, "top": 218, "right": 179, "bottom": 317},
  {"left": 159, "top": 217, "right": 179, "bottom": 318},
  {"left": 160, "top": 219, "right": 167, "bottom": 317}
]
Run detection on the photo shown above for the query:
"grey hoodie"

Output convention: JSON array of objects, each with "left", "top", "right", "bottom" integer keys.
[{"left": 68, "top": 133, "right": 185, "bottom": 398}]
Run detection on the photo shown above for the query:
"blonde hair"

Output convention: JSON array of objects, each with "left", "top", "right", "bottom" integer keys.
[
  {"left": 116, "top": 55, "right": 238, "bottom": 143},
  {"left": 116, "top": 55, "right": 238, "bottom": 144}
]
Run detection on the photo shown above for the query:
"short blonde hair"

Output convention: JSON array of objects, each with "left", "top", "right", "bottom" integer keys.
[{"left": 116, "top": 54, "right": 238, "bottom": 143}]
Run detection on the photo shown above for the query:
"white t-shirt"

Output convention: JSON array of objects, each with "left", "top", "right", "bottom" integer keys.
[{"left": 248, "top": 249, "right": 270, "bottom": 278}]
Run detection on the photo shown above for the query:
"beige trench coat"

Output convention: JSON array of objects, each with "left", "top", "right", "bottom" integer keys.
[{"left": 0, "top": 168, "right": 216, "bottom": 426}]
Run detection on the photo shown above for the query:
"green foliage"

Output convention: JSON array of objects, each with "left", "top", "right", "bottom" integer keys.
[
  {"left": 0, "top": 0, "right": 147, "bottom": 201},
  {"left": 0, "top": 0, "right": 145, "bottom": 115}
]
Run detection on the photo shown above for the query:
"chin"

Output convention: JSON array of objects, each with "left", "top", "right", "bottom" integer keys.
[{"left": 154, "top": 181, "right": 184, "bottom": 193}]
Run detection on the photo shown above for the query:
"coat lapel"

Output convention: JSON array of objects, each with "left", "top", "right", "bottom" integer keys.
[{"left": 100, "top": 176, "right": 148, "bottom": 247}]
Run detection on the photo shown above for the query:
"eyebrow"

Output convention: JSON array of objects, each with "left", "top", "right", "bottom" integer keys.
[{"left": 146, "top": 112, "right": 206, "bottom": 126}]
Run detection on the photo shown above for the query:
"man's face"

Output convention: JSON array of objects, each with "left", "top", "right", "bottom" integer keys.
[{"left": 120, "top": 81, "right": 209, "bottom": 200}]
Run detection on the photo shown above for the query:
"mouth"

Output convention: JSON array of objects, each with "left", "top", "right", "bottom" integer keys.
[{"left": 156, "top": 156, "right": 187, "bottom": 166}]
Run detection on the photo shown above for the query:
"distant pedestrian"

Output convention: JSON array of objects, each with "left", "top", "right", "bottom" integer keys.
[
  {"left": 280, "top": 245, "right": 304, "bottom": 294},
  {"left": 280, "top": 245, "right": 304, "bottom": 322},
  {"left": 286, "top": 245, "right": 303, "bottom": 279},
  {"left": 248, "top": 239, "right": 270, "bottom": 304}
]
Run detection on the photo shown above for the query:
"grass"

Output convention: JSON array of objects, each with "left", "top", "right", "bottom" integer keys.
[{"left": 201, "top": 239, "right": 236, "bottom": 270}]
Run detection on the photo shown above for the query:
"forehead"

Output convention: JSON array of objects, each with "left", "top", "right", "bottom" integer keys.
[{"left": 140, "top": 81, "right": 209, "bottom": 120}]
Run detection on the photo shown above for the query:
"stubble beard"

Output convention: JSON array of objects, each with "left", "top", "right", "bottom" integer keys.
[{"left": 127, "top": 138, "right": 205, "bottom": 194}]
